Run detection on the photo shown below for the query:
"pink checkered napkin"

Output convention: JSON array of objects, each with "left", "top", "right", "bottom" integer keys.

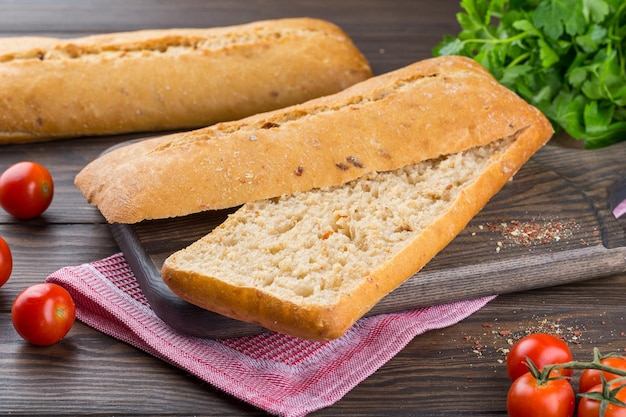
[
  {"left": 614, "top": 199, "right": 626, "bottom": 219},
  {"left": 46, "top": 253, "right": 494, "bottom": 417}
]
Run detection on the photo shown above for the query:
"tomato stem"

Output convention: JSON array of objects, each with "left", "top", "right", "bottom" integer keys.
[
  {"left": 544, "top": 348, "right": 626, "bottom": 377},
  {"left": 526, "top": 348, "right": 626, "bottom": 387},
  {"left": 579, "top": 376, "right": 626, "bottom": 417}
]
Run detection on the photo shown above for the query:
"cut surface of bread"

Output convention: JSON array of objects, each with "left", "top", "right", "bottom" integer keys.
[{"left": 162, "top": 121, "right": 552, "bottom": 340}]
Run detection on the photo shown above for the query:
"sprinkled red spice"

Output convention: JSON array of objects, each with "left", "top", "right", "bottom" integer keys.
[
  {"left": 486, "top": 217, "right": 579, "bottom": 248},
  {"left": 460, "top": 316, "right": 590, "bottom": 361}
]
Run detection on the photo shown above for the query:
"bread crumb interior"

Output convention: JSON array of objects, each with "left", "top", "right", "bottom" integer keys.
[{"left": 171, "top": 137, "right": 514, "bottom": 305}]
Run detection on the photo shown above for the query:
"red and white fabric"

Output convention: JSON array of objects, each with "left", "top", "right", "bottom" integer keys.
[{"left": 47, "top": 253, "right": 494, "bottom": 416}]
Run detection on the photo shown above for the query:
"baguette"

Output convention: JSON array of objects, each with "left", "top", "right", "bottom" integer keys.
[
  {"left": 161, "top": 121, "right": 552, "bottom": 340},
  {"left": 0, "top": 18, "right": 371, "bottom": 144},
  {"left": 76, "top": 56, "right": 549, "bottom": 224}
]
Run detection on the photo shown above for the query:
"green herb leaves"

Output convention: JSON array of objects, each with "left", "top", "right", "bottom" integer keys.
[{"left": 434, "top": 0, "right": 625, "bottom": 148}]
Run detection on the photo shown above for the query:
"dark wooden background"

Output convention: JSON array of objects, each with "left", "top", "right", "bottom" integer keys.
[{"left": 0, "top": 1, "right": 624, "bottom": 415}]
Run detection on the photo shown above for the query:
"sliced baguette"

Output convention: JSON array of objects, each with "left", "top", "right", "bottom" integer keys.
[
  {"left": 161, "top": 118, "right": 552, "bottom": 340},
  {"left": 0, "top": 18, "right": 371, "bottom": 143},
  {"left": 76, "top": 56, "right": 548, "bottom": 224}
]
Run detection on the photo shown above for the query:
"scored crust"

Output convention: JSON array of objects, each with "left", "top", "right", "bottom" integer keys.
[
  {"left": 76, "top": 55, "right": 548, "bottom": 224},
  {"left": 0, "top": 18, "right": 371, "bottom": 143}
]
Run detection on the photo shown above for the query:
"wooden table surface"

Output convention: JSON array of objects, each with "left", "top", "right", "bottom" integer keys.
[{"left": 0, "top": 1, "right": 624, "bottom": 415}]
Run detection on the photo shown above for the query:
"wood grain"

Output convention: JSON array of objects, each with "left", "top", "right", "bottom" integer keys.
[{"left": 0, "top": 1, "right": 624, "bottom": 416}]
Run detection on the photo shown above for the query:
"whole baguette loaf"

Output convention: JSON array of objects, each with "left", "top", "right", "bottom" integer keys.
[
  {"left": 76, "top": 56, "right": 549, "bottom": 224},
  {"left": 162, "top": 121, "right": 552, "bottom": 340},
  {"left": 0, "top": 18, "right": 371, "bottom": 143}
]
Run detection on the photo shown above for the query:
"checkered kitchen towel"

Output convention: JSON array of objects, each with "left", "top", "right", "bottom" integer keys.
[{"left": 47, "top": 253, "right": 494, "bottom": 416}]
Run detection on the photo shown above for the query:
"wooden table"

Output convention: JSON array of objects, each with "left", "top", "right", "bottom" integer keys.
[{"left": 0, "top": 1, "right": 624, "bottom": 415}]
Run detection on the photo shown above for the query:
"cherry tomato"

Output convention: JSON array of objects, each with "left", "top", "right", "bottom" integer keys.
[
  {"left": 507, "top": 371, "right": 575, "bottom": 417},
  {"left": 507, "top": 333, "right": 573, "bottom": 381},
  {"left": 12, "top": 283, "right": 76, "bottom": 346},
  {"left": 578, "top": 382, "right": 626, "bottom": 417},
  {"left": 580, "top": 356, "right": 626, "bottom": 393},
  {"left": 0, "top": 161, "right": 54, "bottom": 219},
  {"left": 0, "top": 236, "right": 11, "bottom": 287}
]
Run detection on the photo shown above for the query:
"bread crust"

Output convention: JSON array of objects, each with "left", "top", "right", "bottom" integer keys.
[
  {"left": 162, "top": 120, "right": 553, "bottom": 340},
  {"left": 0, "top": 18, "right": 371, "bottom": 143},
  {"left": 76, "top": 55, "right": 548, "bottom": 224}
]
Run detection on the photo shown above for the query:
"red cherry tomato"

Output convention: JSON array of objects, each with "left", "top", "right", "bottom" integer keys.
[
  {"left": 580, "top": 356, "right": 626, "bottom": 393},
  {"left": 507, "top": 371, "right": 575, "bottom": 417},
  {"left": 506, "top": 333, "right": 573, "bottom": 381},
  {"left": 0, "top": 161, "right": 54, "bottom": 219},
  {"left": 0, "top": 236, "right": 11, "bottom": 287},
  {"left": 578, "top": 382, "right": 626, "bottom": 417},
  {"left": 12, "top": 283, "right": 76, "bottom": 346}
]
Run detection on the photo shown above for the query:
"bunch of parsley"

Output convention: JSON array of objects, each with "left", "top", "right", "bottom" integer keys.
[{"left": 434, "top": 0, "right": 625, "bottom": 148}]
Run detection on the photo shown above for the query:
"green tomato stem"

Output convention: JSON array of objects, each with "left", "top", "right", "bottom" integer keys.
[
  {"left": 543, "top": 348, "right": 626, "bottom": 378},
  {"left": 551, "top": 361, "right": 626, "bottom": 375}
]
